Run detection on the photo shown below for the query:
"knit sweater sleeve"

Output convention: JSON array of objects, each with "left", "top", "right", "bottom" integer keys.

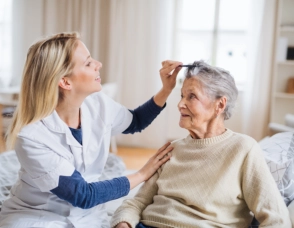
[
  {"left": 110, "top": 170, "right": 160, "bottom": 228},
  {"left": 241, "top": 143, "right": 291, "bottom": 227}
]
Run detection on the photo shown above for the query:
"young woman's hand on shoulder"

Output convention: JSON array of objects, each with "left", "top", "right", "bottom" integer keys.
[{"left": 126, "top": 142, "right": 173, "bottom": 189}]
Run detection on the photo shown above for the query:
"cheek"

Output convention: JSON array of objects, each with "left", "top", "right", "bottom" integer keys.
[
  {"left": 79, "top": 72, "right": 92, "bottom": 82},
  {"left": 187, "top": 103, "right": 200, "bottom": 117}
]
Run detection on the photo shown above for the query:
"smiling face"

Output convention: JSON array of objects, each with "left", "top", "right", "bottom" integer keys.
[
  {"left": 68, "top": 40, "right": 102, "bottom": 96},
  {"left": 178, "top": 77, "right": 218, "bottom": 136}
]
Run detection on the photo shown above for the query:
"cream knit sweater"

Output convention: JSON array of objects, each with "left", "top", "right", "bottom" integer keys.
[{"left": 111, "top": 129, "right": 291, "bottom": 228}]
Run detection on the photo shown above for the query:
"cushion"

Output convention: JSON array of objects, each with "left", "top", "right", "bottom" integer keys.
[
  {"left": 288, "top": 200, "right": 294, "bottom": 225},
  {"left": 259, "top": 132, "right": 294, "bottom": 206},
  {"left": 0, "top": 150, "right": 20, "bottom": 207}
]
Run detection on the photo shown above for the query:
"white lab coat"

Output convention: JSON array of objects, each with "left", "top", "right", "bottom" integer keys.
[{"left": 0, "top": 92, "right": 133, "bottom": 228}]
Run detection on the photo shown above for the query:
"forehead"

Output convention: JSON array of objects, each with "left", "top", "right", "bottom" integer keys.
[
  {"left": 73, "top": 41, "right": 90, "bottom": 61},
  {"left": 181, "top": 77, "right": 203, "bottom": 92}
]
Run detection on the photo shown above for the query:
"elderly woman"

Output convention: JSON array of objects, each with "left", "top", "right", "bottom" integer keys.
[{"left": 110, "top": 61, "right": 291, "bottom": 228}]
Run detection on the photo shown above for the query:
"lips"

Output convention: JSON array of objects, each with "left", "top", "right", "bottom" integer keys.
[{"left": 181, "top": 113, "right": 190, "bottom": 117}]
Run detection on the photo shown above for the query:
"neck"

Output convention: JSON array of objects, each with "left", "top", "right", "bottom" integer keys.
[
  {"left": 56, "top": 98, "right": 82, "bottom": 129},
  {"left": 189, "top": 119, "right": 226, "bottom": 139}
]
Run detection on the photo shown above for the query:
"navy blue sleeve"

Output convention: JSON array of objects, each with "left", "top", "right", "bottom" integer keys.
[
  {"left": 50, "top": 170, "right": 130, "bottom": 209},
  {"left": 123, "top": 97, "right": 166, "bottom": 134}
]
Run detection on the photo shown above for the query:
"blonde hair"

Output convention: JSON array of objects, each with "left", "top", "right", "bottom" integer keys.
[{"left": 6, "top": 32, "right": 80, "bottom": 149}]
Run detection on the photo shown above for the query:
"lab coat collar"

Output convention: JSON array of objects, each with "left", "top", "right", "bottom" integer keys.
[
  {"left": 80, "top": 102, "right": 92, "bottom": 154},
  {"left": 42, "top": 110, "right": 82, "bottom": 148}
]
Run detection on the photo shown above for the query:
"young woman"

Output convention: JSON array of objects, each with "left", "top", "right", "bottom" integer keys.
[{"left": 0, "top": 32, "right": 182, "bottom": 228}]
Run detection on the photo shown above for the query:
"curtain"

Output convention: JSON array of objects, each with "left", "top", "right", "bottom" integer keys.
[
  {"left": 106, "top": 0, "right": 176, "bottom": 148},
  {"left": 11, "top": 0, "right": 111, "bottom": 86},
  {"left": 242, "top": 0, "right": 276, "bottom": 141},
  {"left": 0, "top": 0, "right": 13, "bottom": 88}
]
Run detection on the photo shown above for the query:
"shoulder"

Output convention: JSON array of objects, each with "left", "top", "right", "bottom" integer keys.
[
  {"left": 16, "top": 120, "right": 57, "bottom": 156},
  {"left": 15, "top": 111, "right": 71, "bottom": 156},
  {"left": 83, "top": 91, "right": 126, "bottom": 116},
  {"left": 170, "top": 136, "right": 187, "bottom": 147},
  {"left": 17, "top": 111, "right": 66, "bottom": 143},
  {"left": 225, "top": 131, "right": 265, "bottom": 165},
  {"left": 84, "top": 91, "right": 116, "bottom": 108},
  {"left": 17, "top": 120, "right": 46, "bottom": 142},
  {"left": 228, "top": 130, "right": 259, "bottom": 151}
]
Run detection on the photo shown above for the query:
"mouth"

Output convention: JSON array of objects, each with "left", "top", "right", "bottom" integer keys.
[
  {"left": 95, "top": 76, "right": 101, "bottom": 82},
  {"left": 181, "top": 113, "right": 190, "bottom": 118}
]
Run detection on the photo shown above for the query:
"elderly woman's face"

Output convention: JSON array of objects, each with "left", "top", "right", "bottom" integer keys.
[{"left": 178, "top": 77, "right": 217, "bottom": 132}]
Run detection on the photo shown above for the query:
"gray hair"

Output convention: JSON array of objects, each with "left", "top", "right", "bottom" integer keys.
[{"left": 184, "top": 60, "right": 238, "bottom": 120}]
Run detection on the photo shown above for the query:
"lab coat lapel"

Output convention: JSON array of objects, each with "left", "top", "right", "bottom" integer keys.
[
  {"left": 42, "top": 110, "right": 82, "bottom": 148},
  {"left": 80, "top": 103, "right": 91, "bottom": 155},
  {"left": 80, "top": 101, "right": 105, "bottom": 156}
]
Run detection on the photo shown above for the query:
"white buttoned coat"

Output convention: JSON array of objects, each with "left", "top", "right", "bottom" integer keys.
[{"left": 0, "top": 92, "right": 132, "bottom": 228}]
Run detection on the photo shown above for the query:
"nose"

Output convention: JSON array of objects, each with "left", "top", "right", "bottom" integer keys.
[
  {"left": 95, "top": 60, "right": 102, "bottom": 70},
  {"left": 178, "top": 98, "right": 186, "bottom": 110}
]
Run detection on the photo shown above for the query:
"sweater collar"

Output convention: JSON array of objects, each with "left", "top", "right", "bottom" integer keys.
[{"left": 184, "top": 128, "right": 233, "bottom": 146}]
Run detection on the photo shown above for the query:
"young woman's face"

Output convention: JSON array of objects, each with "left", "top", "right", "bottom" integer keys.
[
  {"left": 178, "top": 77, "right": 216, "bottom": 133},
  {"left": 70, "top": 40, "right": 102, "bottom": 96}
]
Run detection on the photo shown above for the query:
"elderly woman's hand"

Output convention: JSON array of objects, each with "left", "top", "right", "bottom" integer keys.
[
  {"left": 160, "top": 60, "right": 183, "bottom": 92},
  {"left": 115, "top": 222, "right": 131, "bottom": 228}
]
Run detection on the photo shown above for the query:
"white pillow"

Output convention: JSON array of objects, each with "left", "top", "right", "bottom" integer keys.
[
  {"left": 288, "top": 200, "right": 294, "bottom": 227},
  {"left": 259, "top": 132, "right": 294, "bottom": 206}
]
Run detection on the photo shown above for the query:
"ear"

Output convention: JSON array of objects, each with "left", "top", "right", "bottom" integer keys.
[
  {"left": 58, "top": 77, "right": 72, "bottom": 91},
  {"left": 215, "top": 96, "right": 227, "bottom": 116}
]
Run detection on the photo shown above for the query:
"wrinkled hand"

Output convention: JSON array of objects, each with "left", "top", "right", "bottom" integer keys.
[
  {"left": 159, "top": 60, "right": 183, "bottom": 92},
  {"left": 115, "top": 222, "right": 131, "bottom": 228},
  {"left": 138, "top": 142, "right": 173, "bottom": 181}
]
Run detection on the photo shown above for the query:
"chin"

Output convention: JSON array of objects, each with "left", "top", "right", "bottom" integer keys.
[
  {"left": 179, "top": 121, "right": 187, "bottom": 129},
  {"left": 95, "top": 85, "right": 102, "bottom": 92}
]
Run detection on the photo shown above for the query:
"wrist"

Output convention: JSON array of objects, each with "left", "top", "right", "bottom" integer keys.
[
  {"left": 153, "top": 88, "right": 171, "bottom": 107},
  {"left": 160, "top": 87, "right": 172, "bottom": 96},
  {"left": 136, "top": 170, "right": 146, "bottom": 181},
  {"left": 126, "top": 171, "right": 146, "bottom": 189}
]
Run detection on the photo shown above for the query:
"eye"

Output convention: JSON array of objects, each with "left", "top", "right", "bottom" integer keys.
[
  {"left": 189, "top": 93, "right": 196, "bottom": 99},
  {"left": 86, "top": 62, "right": 91, "bottom": 66}
]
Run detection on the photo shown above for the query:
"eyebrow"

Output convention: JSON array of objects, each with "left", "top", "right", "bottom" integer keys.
[{"left": 181, "top": 89, "right": 198, "bottom": 95}]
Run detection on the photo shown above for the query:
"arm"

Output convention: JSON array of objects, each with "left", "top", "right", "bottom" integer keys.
[
  {"left": 51, "top": 142, "right": 172, "bottom": 209},
  {"left": 16, "top": 134, "right": 172, "bottom": 209},
  {"left": 123, "top": 98, "right": 164, "bottom": 134},
  {"left": 242, "top": 143, "right": 291, "bottom": 227},
  {"left": 51, "top": 171, "right": 130, "bottom": 209},
  {"left": 110, "top": 170, "right": 161, "bottom": 228},
  {"left": 123, "top": 60, "right": 182, "bottom": 134}
]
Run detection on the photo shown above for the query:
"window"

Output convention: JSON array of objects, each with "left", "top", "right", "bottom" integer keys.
[
  {"left": 0, "top": 0, "right": 12, "bottom": 87},
  {"left": 174, "top": 0, "right": 250, "bottom": 86}
]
